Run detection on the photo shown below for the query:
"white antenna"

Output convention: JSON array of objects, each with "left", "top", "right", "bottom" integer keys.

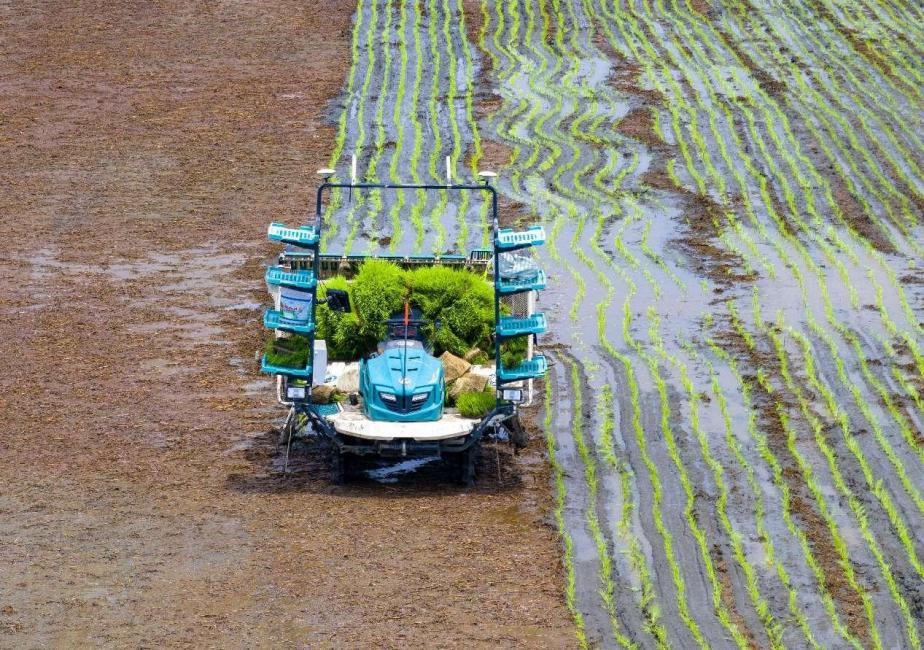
[
  {"left": 445, "top": 155, "right": 452, "bottom": 185},
  {"left": 351, "top": 153, "right": 357, "bottom": 184},
  {"left": 317, "top": 168, "right": 336, "bottom": 180}
]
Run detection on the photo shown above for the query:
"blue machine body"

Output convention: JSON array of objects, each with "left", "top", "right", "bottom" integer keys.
[{"left": 359, "top": 315, "right": 445, "bottom": 422}]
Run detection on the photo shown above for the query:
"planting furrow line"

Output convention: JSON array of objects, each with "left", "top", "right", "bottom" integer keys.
[
  {"left": 424, "top": 0, "right": 448, "bottom": 252},
  {"left": 647, "top": 0, "right": 919, "bottom": 350},
  {"left": 719, "top": 0, "right": 924, "bottom": 251},
  {"left": 565, "top": 190, "right": 767, "bottom": 645},
  {"left": 544, "top": 374, "right": 590, "bottom": 649},
  {"left": 713, "top": 2, "right": 916, "bottom": 250},
  {"left": 668, "top": 0, "right": 924, "bottom": 312},
  {"left": 703, "top": 339, "right": 822, "bottom": 648},
  {"left": 811, "top": 0, "right": 924, "bottom": 95},
  {"left": 726, "top": 307, "right": 870, "bottom": 648},
  {"left": 680, "top": 1, "right": 917, "bottom": 340},
  {"left": 455, "top": 0, "right": 491, "bottom": 247},
  {"left": 385, "top": 0, "right": 412, "bottom": 252},
  {"left": 608, "top": 8, "right": 908, "bottom": 636},
  {"left": 324, "top": 0, "right": 364, "bottom": 247},
  {"left": 502, "top": 1, "right": 812, "bottom": 636},
  {"left": 339, "top": 0, "right": 388, "bottom": 254},
  {"left": 624, "top": 1, "right": 920, "bottom": 480},
  {"left": 784, "top": 325, "right": 924, "bottom": 581},
  {"left": 648, "top": 311, "right": 787, "bottom": 648},
  {"left": 325, "top": 0, "right": 378, "bottom": 251},
  {"left": 765, "top": 0, "right": 924, "bottom": 201},
  {"left": 362, "top": 0, "right": 397, "bottom": 252},
  {"left": 438, "top": 0, "right": 469, "bottom": 249},
  {"left": 706, "top": 332, "right": 860, "bottom": 647},
  {"left": 526, "top": 161, "right": 699, "bottom": 644},
  {"left": 792, "top": 0, "right": 924, "bottom": 160},
  {"left": 762, "top": 314, "right": 918, "bottom": 648},
  {"left": 566, "top": 354, "right": 639, "bottom": 649}
]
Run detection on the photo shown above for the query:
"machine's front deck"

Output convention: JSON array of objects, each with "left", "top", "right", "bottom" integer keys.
[{"left": 328, "top": 401, "right": 478, "bottom": 441}]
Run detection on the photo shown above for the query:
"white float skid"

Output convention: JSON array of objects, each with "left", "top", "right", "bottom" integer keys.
[{"left": 299, "top": 402, "right": 517, "bottom": 458}]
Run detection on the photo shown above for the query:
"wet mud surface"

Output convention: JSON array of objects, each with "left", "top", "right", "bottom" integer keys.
[
  {"left": 3, "top": 0, "right": 923, "bottom": 647},
  {"left": 0, "top": 2, "right": 573, "bottom": 647}
]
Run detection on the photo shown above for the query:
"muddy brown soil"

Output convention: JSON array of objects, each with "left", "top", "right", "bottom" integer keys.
[{"left": 0, "top": 2, "right": 574, "bottom": 647}]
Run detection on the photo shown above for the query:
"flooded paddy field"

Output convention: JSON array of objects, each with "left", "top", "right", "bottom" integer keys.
[
  {"left": 1, "top": 0, "right": 921, "bottom": 647},
  {"left": 322, "top": 0, "right": 924, "bottom": 646},
  {"left": 466, "top": 0, "right": 924, "bottom": 647}
]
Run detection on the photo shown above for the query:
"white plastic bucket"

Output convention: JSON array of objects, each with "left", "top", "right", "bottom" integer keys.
[{"left": 279, "top": 287, "right": 313, "bottom": 324}]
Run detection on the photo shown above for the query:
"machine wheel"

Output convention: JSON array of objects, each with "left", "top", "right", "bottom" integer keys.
[
  {"left": 332, "top": 449, "right": 354, "bottom": 485},
  {"left": 447, "top": 444, "right": 477, "bottom": 486},
  {"left": 508, "top": 414, "right": 529, "bottom": 449}
]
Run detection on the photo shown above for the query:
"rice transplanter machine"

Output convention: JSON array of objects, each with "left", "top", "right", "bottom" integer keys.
[{"left": 260, "top": 169, "right": 548, "bottom": 484}]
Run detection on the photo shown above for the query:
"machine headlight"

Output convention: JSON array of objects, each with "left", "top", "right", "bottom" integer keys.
[
  {"left": 411, "top": 391, "right": 430, "bottom": 403},
  {"left": 379, "top": 391, "right": 397, "bottom": 403}
]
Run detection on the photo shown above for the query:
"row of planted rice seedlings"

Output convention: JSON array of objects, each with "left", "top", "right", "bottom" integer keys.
[
  {"left": 700, "top": 337, "right": 821, "bottom": 648},
  {"left": 639, "top": 216, "right": 687, "bottom": 294},
  {"left": 580, "top": 178, "right": 675, "bottom": 646},
  {"left": 437, "top": 0, "right": 470, "bottom": 250},
  {"left": 628, "top": 0, "right": 924, "bottom": 486},
  {"left": 719, "top": 0, "right": 924, "bottom": 254},
  {"left": 639, "top": 311, "right": 757, "bottom": 648},
  {"left": 804, "top": 313, "right": 924, "bottom": 515},
  {"left": 682, "top": 1, "right": 924, "bottom": 355},
  {"left": 778, "top": 0, "right": 924, "bottom": 184},
  {"left": 762, "top": 314, "right": 920, "bottom": 648},
  {"left": 597, "top": 380, "right": 670, "bottom": 646},
  {"left": 339, "top": 0, "right": 384, "bottom": 253},
  {"left": 454, "top": 0, "right": 491, "bottom": 247},
  {"left": 544, "top": 377, "right": 590, "bottom": 649},
  {"left": 648, "top": 0, "right": 924, "bottom": 460},
  {"left": 599, "top": 290, "right": 707, "bottom": 645},
  {"left": 685, "top": 0, "right": 915, "bottom": 258},
  {"left": 673, "top": 337, "right": 789, "bottom": 648},
  {"left": 407, "top": 0, "right": 428, "bottom": 252},
  {"left": 856, "top": 0, "right": 924, "bottom": 45},
  {"left": 385, "top": 0, "right": 413, "bottom": 252},
  {"left": 516, "top": 92, "right": 681, "bottom": 647},
  {"left": 762, "top": 0, "right": 924, "bottom": 220},
  {"left": 656, "top": 324, "right": 789, "bottom": 646},
  {"left": 642, "top": 0, "right": 877, "bottom": 305},
  {"left": 553, "top": 5, "right": 773, "bottom": 642},
  {"left": 704, "top": 336, "right": 827, "bottom": 649},
  {"left": 800, "top": 0, "right": 924, "bottom": 170},
  {"left": 566, "top": 192, "right": 729, "bottom": 646},
  {"left": 725, "top": 305, "right": 867, "bottom": 648},
  {"left": 784, "top": 324, "right": 924, "bottom": 580},
  {"left": 323, "top": 0, "right": 369, "bottom": 248},
  {"left": 819, "top": 0, "right": 924, "bottom": 94},
  {"left": 566, "top": 358, "right": 638, "bottom": 649},
  {"left": 362, "top": 0, "right": 397, "bottom": 251}
]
